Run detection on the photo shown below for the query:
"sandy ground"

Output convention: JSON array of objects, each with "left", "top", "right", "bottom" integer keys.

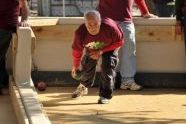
[
  {"left": 0, "top": 93, "right": 18, "bottom": 124},
  {"left": 38, "top": 87, "right": 186, "bottom": 124}
]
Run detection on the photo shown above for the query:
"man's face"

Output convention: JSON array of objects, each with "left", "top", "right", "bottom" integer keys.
[{"left": 85, "top": 17, "right": 101, "bottom": 35}]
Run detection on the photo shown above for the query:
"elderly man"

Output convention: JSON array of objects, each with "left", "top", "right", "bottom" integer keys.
[
  {"left": 71, "top": 10, "right": 124, "bottom": 104},
  {"left": 97, "top": 0, "right": 157, "bottom": 90},
  {"left": 0, "top": 0, "right": 29, "bottom": 94}
]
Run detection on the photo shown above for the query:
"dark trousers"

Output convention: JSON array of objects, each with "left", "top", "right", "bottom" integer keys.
[
  {"left": 154, "top": 0, "right": 174, "bottom": 17},
  {"left": 182, "top": 14, "right": 186, "bottom": 43},
  {"left": 183, "top": 15, "right": 186, "bottom": 52},
  {"left": 0, "top": 29, "right": 12, "bottom": 88},
  {"left": 80, "top": 49, "right": 119, "bottom": 99}
]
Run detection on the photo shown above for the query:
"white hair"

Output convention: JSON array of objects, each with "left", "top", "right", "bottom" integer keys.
[{"left": 84, "top": 10, "right": 101, "bottom": 21}]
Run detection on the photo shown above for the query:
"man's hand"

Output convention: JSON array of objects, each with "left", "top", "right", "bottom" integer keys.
[
  {"left": 19, "top": 20, "right": 29, "bottom": 27},
  {"left": 71, "top": 67, "right": 82, "bottom": 80},
  {"left": 19, "top": 0, "right": 29, "bottom": 27},
  {"left": 71, "top": 67, "right": 78, "bottom": 78},
  {"left": 175, "top": 21, "right": 182, "bottom": 35},
  {"left": 89, "top": 50, "right": 102, "bottom": 60},
  {"left": 142, "top": 13, "right": 158, "bottom": 18}
]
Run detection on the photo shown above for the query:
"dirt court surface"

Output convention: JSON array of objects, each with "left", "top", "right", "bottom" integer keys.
[
  {"left": 0, "top": 94, "right": 18, "bottom": 124},
  {"left": 38, "top": 87, "right": 186, "bottom": 124}
]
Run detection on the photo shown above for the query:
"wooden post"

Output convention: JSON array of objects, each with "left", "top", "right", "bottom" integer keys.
[
  {"left": 13, "top": 27, "right": 51, "bottom": 124},
  {"left": 62, "top": 0, "right": 66, "bottom": 17},
  {"left": 14, "top": 27, "right": 32, "bottom": 85},
  {"left": 37, "top": 0, "right": 43, "bottom": 16},
  {"left": 42, "top": 0, "right": 51, "bottom": 16}
]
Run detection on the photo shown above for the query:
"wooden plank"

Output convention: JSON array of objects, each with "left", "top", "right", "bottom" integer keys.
[
  {"left": 33, "top": 39, "right": 72, "bottom": 71},
  {"left": 31, "top": 28, "right": 36, "bottom": 54},
  {"left": 18, "top": 80, "right": 51, "bottom": 124},
  {"left": 9, "top": 80, "right": 29, "bottom": 124},
  {"left": 32, "top": 25, "right": 183, "bottom": 43},
  {"left": 14, "top": 27, "right": 32, "bottom": 84},
  {"left": 136, "top": 42, "right": 186, "bottom": 72},
  {"left": 29, "top": 19, "right": 184, "bottom": 72},
  {"left": 134, "top": 17, "right": 176, "bottom": 26},
  {"left": 136, "top": 26, "right": 183, "bottom": 42},
  {"left": 28, "top": 17, "right": 175, "bottom": 26},
  {"left": 28, "top": 18, "right": 59, "bottom": 27},
  {"left": 32, "top": 25, "right": 78, "bottom": 41},
  {"left": 27, "top": 17, "right": 186, "bottom": 72},
  {"left": 14, "top": 27, "right": 51, "bottom": 124}
]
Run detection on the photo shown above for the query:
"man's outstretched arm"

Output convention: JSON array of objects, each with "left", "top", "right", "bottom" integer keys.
[
  {"left": 135, "top": 0, "right": 158, "bottom": 18},
  {"left": 19, "top": 0, "right": 29, "bottom": 26}
]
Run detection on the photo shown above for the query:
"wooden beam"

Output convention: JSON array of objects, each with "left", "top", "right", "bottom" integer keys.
[
  {"left": 9, "top": 79, "right": 29, "bottom": 124},
  {"left": 136, "top": 26, "right": 182, "bottom": 42},
  {"left": 28, "top": 17, "right": 185, "bottom": 72},
  {"left": 28, "top": 17, "right": 176, "bottom": 26},
  {"left": 14, "top": 27, "right": 32, "bottom": 84},
  {"left": 32, "top": 25, "right": 77, "bottom": 41},
  {"left": 14, "top": 27, "right": 51, "bottom": 124}
]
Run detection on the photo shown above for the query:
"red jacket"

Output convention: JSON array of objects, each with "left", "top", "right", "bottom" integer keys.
[
  {"left": 97, "top": 0, "right": 149, "bottom": 22},
  {"left": 0, "top": 0, "right": 20, "bottom": 30},
  {"left": 72, "top": 18, "right": 124, "bottom": 69}
]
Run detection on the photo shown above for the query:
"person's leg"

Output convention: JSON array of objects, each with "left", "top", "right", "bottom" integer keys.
[
  {"left": 145, "top": 0, "right": 157, "bottom": 15},
  {"left": 98, "top": 49, "right": 119, "bottom": 104},
  {"left": 118, "top": 22, "right": 142, "bottom": 90},
  {"left": 0, "top": 56, "right": 9, "bottom": 87},
  {"left": 165, "top": 5, "right": 175, "bottom": 17},
  {"left": 155, "top": 3, "right": 174, "bottom": 17},
  {"left": 72, "top": 54, "right": 97, "bottom": 98},
  {"left": 155, "top": 3, "right": 165, "bottom": 17},
  {"left": 0, "top": 29, "right": 12, "bottom": 93},
  {"left": 183, "top": 15, "right": 186, "bottom": 53},
  {"left": 80, "top": 55, "right": 97, "bottom": 87}
]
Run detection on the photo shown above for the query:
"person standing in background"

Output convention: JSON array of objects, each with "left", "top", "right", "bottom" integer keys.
[
  {"left": 145, "top": 0, "right": 175, "bottom": 17},
  {"left": 145, "top": 0, "right": 157, "bottom": 15},
  {"left": 175, "top": 0, "right": 186, "bottom": 48},
  {"left": 0, "top": 0, "right": 29, "bottom": 95},
  {"left": 153, "top": 0, "right": 175, "bottom": 17},
  {"left": 97, "top": 0, "right": 157, "bottom": 90}
]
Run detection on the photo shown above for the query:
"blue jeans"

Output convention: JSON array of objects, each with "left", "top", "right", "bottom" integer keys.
[{"left": 117, "top": 22, "right": 136, "bottom": 83}]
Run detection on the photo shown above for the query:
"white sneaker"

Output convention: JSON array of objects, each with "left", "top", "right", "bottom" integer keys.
[
  {"left": 120, "top": 82, "right": 142, "bottom": 91},
  {"left": 98, "top": 97, "right": 110, "bottom": 104},
  {"left": 72, "top": 83, "right": 88, "bottom": 99}
]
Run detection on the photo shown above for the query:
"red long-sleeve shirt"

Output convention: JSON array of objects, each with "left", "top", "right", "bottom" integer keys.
[
  {"left": 0, "top": 0, "right": 20, "bottom": 30},
  {"left": 97, "top": 0, "right": 149, "bottom": 22},
  {"left": 72, "top": 18, "right": 124, "bottom": 69}
]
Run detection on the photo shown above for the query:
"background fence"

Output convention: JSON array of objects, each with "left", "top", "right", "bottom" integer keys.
[{"left": 28, "top": 0, "right": 140, "bottom": 17}]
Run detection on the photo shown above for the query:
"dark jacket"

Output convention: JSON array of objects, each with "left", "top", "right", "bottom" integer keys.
[{"left": 175, "top": 0, "right": 186, "bottom": 21}]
